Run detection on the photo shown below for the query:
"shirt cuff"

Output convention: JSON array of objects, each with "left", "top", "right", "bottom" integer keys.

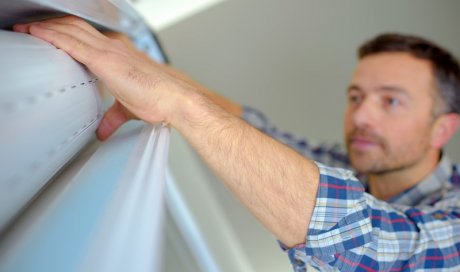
[{"left": 284, "top": 162, "right": 373, "bottom": 267}]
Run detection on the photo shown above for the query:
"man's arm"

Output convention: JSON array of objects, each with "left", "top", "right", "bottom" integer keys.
[
  {"left": 13, "top": 16, "right": 319, "bottom": 247},
  {"left": 173, "top": 93, "right": 320, "bottom": 247}
]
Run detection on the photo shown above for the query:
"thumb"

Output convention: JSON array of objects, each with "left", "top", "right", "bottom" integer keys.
[{"left": 96, "top": 101, "right": 135, "bottom": 141}]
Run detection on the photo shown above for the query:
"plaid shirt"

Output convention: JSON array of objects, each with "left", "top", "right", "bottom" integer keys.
[{"left": 243, "top": 106, "right": 460, "bottom": 271}]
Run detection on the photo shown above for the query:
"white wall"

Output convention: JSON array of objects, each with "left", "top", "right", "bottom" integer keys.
[
  {"left": 160, "top": 0, "right": 460, "bottom": 270},
  {"left": 160, "top": 0, "right": 460, "bottom": 156}
]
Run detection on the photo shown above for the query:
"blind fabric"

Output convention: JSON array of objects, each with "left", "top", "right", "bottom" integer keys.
[
  {"left": 0, "top": 122, "right": 170, "bottom": 272},
  {"left": 0, "top": 30, "right": 103, "bottom": 231},
  {"left": 80, "top": 124, "right": 170, "bottom": 272}
]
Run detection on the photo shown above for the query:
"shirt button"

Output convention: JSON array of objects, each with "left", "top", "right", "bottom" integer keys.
[{"left": 294, "top": 258, "right": 304, "bottom": 266}]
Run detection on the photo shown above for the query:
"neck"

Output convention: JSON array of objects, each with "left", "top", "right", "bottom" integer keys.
[{"left": 367, "top": 150, "right": 441, "bottom": 201}]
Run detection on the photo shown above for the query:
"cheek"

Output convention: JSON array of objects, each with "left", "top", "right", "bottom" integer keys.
[
  {"left": 386, "top": 122, "right": 432, "bottom": 149},
  {"left": 343, "top": 111, "right": 353, "bottom": 132}
]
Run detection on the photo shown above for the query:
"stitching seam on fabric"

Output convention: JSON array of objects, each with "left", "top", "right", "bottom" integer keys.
[{"left": 2, "top": 78, "right": 99, "bottom": 112}]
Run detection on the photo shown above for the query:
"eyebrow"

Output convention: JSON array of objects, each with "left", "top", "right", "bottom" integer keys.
[{"left": 347, "top": 84, "right": 410, "bottom": 97}]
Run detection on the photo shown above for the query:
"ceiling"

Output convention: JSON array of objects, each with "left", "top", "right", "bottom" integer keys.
[{"left": 130, "top": 0, "right": 224, "bottom": 31}]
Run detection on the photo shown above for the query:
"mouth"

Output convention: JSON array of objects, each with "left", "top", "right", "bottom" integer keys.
[{"left": 348, "top": 136, "right": 380, "bottom": 151}]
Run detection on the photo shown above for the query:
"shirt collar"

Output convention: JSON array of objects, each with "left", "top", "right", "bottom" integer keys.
[{"left": 386, "top": 153, "right": 453, "bottom": 206}]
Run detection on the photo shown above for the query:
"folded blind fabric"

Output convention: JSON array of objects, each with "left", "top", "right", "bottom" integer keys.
[
  {"left": 0, "top": 122, "right": 170, "bottom": 272},
  {"left": 0, "top": 30, "right": 103, "bottom": 231}
]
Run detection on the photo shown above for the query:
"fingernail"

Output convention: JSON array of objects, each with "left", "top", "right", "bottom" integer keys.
[{"left": 12, "top": 24, "right": 26, "bottom": 32}]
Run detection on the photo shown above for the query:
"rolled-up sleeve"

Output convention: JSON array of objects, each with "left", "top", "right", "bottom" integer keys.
[
  {"left": 285, "top": 162, "right": 460, "bottom": 271},
  {"left": 305, "top": 163, "right": 372, "bottom": 256}
]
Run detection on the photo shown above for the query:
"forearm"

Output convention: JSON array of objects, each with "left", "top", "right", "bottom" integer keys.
[{"left": 171, "top": 91, "right": 319, "bottom": 247}]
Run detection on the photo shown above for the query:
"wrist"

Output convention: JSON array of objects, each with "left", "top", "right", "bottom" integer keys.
[{"left": 164, "top": 83, "right": 209, "bottom": 130}]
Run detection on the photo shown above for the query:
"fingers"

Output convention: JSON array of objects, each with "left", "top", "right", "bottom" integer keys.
[
  {"left": 13, "top": 16, "right": 134, "bottom": 74},
  {"left": 96, "top": 102, "right": 134, "bottom": 141},
  {"left": 25, "top": 23, "right": 102, "bottom": 69},
  {"left": 13, "top": 16, "right": 111, "bottom": 69},
  {"left": 14, "top": 16, "right": 123, "bottom": 54},
  {"left": 34, "top": 21, "right": 107, "bottom": 50},
  {"left": 13, "top": 15, "right": 104, "bottom": 38},
  {"left": 38, "top": 15, "right": 106, "bottom": 38},
  {"left": 12, "top": 23, "right": 30, "bottom": 33}
]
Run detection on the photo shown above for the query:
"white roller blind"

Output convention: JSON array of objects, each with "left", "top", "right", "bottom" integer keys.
[
  {"left": 0, "top": 30, "right": 102, "bottom": 231},
  {"left": 0, "top": 122, "right": 170, "bottom": 272}
]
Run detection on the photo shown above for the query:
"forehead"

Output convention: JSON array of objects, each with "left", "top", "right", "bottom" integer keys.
[{"left": 351, "top": 52, "right": 435, "bottom": 97}]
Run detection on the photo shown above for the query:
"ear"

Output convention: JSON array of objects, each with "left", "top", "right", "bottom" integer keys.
[{"left": 431, "top": 113, "right": 460, "bottom": 149}]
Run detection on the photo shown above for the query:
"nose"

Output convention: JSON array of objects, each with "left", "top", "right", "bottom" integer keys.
[{"left": 350, "top": 97, "right": 379, "bottom": 130}]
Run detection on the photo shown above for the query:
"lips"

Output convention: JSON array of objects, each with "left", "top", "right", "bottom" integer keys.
[{"left": 347, "top": 134, "right": 382, "bottom": 152}]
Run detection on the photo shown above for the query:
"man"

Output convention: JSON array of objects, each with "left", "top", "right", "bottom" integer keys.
[{"left": 13, "top": 16, "right": 460, "bottom": 271}]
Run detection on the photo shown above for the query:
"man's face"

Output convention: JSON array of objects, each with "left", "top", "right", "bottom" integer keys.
[{"left": 344, "top": 52, "right": 438, "bottom": 175}]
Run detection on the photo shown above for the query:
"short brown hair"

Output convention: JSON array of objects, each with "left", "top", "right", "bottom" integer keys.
[{"left": 359, "top": 33, "right": 460, "bottom": 115}]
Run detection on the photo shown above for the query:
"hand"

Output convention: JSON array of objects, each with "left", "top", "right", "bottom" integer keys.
[{"left": 13, "top": 16, "right": 195, "bottom": 140}]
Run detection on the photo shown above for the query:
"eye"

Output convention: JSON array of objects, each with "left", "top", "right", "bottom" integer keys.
[
  {"left": 386, "top": 97, "right": 400, "bottom": 107},
  {"left": 348, "top": 93, "right": 362, "bottom": 105}
]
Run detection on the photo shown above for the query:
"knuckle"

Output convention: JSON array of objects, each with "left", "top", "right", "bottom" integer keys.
[
  {"left": 110, "top": 38, "right": 126, "bottom": 49},
  {"left": 65, "top": 40, "right": 82, "bottom": 56},
  {"left": 76, "top": 19, "right": 92, "bottom": 30},
  {"left": 62, "top": 16, "right": 93, "bottom": 31},
  {"left": 105, "top": 32, "right": 126, "bottom": 40},
  {"left": 66, "top": 15, "right": 83, "bottom": 25}
]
